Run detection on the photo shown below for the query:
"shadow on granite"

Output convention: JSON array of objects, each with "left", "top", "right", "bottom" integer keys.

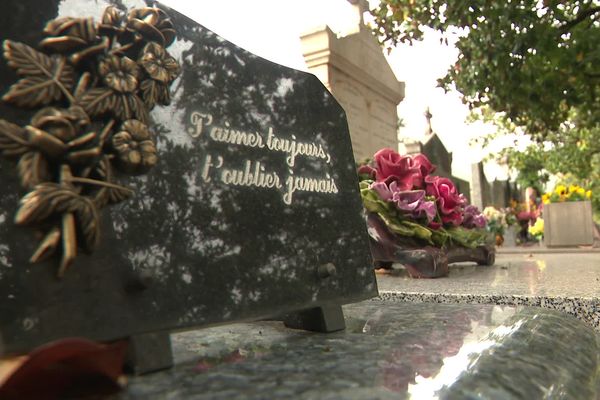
[
  {"left": 377, "top": 252, "right": 600, "bottom": 331},
  {"left": 111, "top": 302, "right": 599, "bottom": 399}
]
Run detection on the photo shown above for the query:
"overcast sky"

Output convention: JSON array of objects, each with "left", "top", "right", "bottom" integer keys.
[{"left": 161, "top": 0, "right": 507, "bottom": 181}]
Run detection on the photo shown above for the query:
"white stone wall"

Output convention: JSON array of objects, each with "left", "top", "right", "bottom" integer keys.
[{"left": 300, "top": 22, "right": 404, "bottom": 161}]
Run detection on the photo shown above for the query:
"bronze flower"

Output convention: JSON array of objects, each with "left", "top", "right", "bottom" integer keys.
[
  {"left": 41, "top": 17, "right": 97, "bottom": 51},
  {"left": 139, "top": 42, "right": 180, "bottom": 83},
  {"left": 80, "top": 55, "right": 146, "bottom": 122},
  {"left": 99, "top": 55, "right": 140, "bottom": 93},
  {"left": 0, "top": 5, "right": 180, "bottom": 275},
  {"left": 40, "top": 17, "right": 108, "bottom": 64},
  {"left": 98, "top": 6, "right": 125, "bottom": 36},
  {"left": 111, "top": 119, "right": 157, "bottom": 174},
  {"left": 126, "top": 7, "right": 176, "bottom": 47},
  {"left": 31, "top": 105, "right": 89, "bottom": 141},
  {"left": 26, "top": 106, "right": 100, "bottom": 165}
]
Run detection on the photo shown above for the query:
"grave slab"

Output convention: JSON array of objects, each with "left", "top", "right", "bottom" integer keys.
[
  {"left": 112, "top": 301, "right": 600, "bottom": 399},
  {"left": 377, "top": 252, "right": 600, "bottom": 330}
]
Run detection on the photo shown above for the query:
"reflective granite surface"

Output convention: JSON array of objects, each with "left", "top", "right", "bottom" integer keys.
[
  {"left": 378, "top": 253, "right": 600, "bottom": 330},
  {"left": 112, "top": 301, "right": 600, "bottom": 399}
]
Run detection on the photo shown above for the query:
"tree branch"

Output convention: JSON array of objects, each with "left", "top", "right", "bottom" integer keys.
[{"left": 559, "top": 6, "right": 600, "bottom": 33}]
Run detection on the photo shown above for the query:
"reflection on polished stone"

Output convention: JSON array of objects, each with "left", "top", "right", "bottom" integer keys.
[
  {"left": 378, "top": 252, "right": 600, "bottom": 331},
  {"left": 114, "top": 302, "right": 600, "bottom": 399}
]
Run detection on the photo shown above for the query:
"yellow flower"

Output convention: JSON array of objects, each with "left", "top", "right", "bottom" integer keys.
[
  {"left": 555, "top": 184, "right": 567, "bottom": 196},
  {"left": 586, "top": 190, "right": 592, "bottom": 199},
  {"left": 569, "top": 184, "right": 578, "bottom": 194},
  {"left": 528, "top": 218, "right": 544, "bottom": 237},
  {"left": 542, "top": 193, "right": 550, "bottom": 204}
]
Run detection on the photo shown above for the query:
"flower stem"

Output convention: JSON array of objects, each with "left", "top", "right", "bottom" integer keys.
[
  {"left": 99, "top": 119, "right": 116, "bottom": 145},
  {"left": 55, "top": 58, "right": 76, "bottom": 104},
  {"left": 67, "top": 176, "right": 134, "bottom": 194}
]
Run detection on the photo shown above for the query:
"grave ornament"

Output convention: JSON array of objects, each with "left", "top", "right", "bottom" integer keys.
[{"left": 0, "top": 5, "right": 181, "bottom": 277}]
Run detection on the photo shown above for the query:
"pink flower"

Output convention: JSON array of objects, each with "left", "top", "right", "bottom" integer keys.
[
  {"left": 428, "top": 221, "right": 442, "bottom": 230},
  {"left": 412, "top": 153, "right": 435, "bottom": 177},
  {"left": 425, "top": 175, "right": 465, "bottom": 226},
  {"left": 517, "top": 211, "right": 534, "bottom": 221},
  {"left": 357, "top": 164, "right": 376, "bottom": 179},
  {"left": 373, "top": 148, "right": 433, "bottom": 190}
]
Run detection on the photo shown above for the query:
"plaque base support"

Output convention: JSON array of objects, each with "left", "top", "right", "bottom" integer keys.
[
  {"left": 125, "top": 332, "right": 173, "bottom": 375},
  {"left": 283, "top": 304, "right": 346, "bottom": 333}
]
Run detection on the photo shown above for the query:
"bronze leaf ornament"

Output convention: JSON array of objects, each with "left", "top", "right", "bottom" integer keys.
[{"left": 0, "top": 6, "right": 181, "bottom": 277}]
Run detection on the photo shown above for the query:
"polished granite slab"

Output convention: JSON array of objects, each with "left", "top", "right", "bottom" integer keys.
[
  {"left": 111, "top": 301, "right": 600, "bottom": 399},
  {"left": 377, "top": 253, "right": 600, "bottom": 330}
]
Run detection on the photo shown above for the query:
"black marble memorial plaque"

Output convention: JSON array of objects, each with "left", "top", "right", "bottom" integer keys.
[{"left": 0, "top": 0, "right": 377, "bottom": 357}]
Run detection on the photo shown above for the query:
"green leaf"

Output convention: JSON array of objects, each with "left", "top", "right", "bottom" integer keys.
[
  {"left": 431, "top": 229, "right": 450, "bottom": 247},
  {"left": 360, "top": 188, "right": 391, "bottom": 215},
  {"left": 446, "top": 226, "right": 489, "bottom": 248},
  {"left": 401, "top": 220, "right": 433, "bottom": 242}
]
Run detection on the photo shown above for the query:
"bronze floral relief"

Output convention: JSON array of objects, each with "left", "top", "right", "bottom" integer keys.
[{"left": 0, "top": 6, "right": 181, "bottom": 277}]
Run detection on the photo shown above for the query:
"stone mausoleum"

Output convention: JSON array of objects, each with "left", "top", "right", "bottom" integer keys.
[{"left": 299, "top": 0, "right": 405, "bottom": 161}]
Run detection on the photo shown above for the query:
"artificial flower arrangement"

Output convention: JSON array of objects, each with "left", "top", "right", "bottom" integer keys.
[
  {"left": 358, "top": 148, "right": 490, "bottom": 250},
  {"left": 542, "top": 184, "right": 592, "bottom": 204},
  {"left": 482, "top": 206, "right": 512, "bottom": 237}
]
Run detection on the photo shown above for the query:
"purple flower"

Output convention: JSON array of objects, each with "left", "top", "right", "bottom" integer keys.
[
  {"left": 370, "top": 180, "right": 437, "bottom": 224},
  {"left": 417, "top": 200, "right": 437, "bottom": 223},
  {"left": 392, "top": 190, "right": 437, "bottom": 223},
  {"left": 392, "top": 190, "right": 425, "bottom": 211},
  {"left": 472, "top": 214, "right": 486, "bottom": 228},
  {"left": 462, "top": 205, "right": 486, "bottom": 229},
  {"left": 370, "top": 181, "right": 394, "bottom": 201}
]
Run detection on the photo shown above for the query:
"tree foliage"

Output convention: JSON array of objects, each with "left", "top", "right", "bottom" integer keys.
[
  {"left": 371, "top": 0, "right": 600, "bottom": 140},
  {"left": 371, "top": 0, "right": 600, "bottom": 215}
]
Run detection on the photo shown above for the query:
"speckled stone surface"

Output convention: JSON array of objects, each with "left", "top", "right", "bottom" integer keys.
[
  {"left": 111, "top": 301, "right": 600, "bottom": 399},
  {"left": 377, "top": 252, "right": 600, "bottom": 330}
]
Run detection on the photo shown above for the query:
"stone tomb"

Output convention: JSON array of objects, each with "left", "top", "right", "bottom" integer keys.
[{"left": 0, "top": 0, "right": 377, "bottom": 370}]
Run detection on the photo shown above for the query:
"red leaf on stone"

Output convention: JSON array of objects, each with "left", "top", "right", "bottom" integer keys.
[{"left": 0, "top": 337, "right": 128, "bottom": 400}]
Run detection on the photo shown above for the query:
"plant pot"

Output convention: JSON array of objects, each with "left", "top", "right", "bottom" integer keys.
[
  {"left": 544, "top": 201, "right": 594, "bottom": 247},
  {"left": 503, "top": 225, "right": 518, "bottom": 247},
  {"left": 366, "top": 213, "right": 495, "bottom": 278}
]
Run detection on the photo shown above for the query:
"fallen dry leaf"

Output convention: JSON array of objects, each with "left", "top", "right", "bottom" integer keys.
[{"left": 0, "top": 338, "right": 128, "bottom": 400}]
